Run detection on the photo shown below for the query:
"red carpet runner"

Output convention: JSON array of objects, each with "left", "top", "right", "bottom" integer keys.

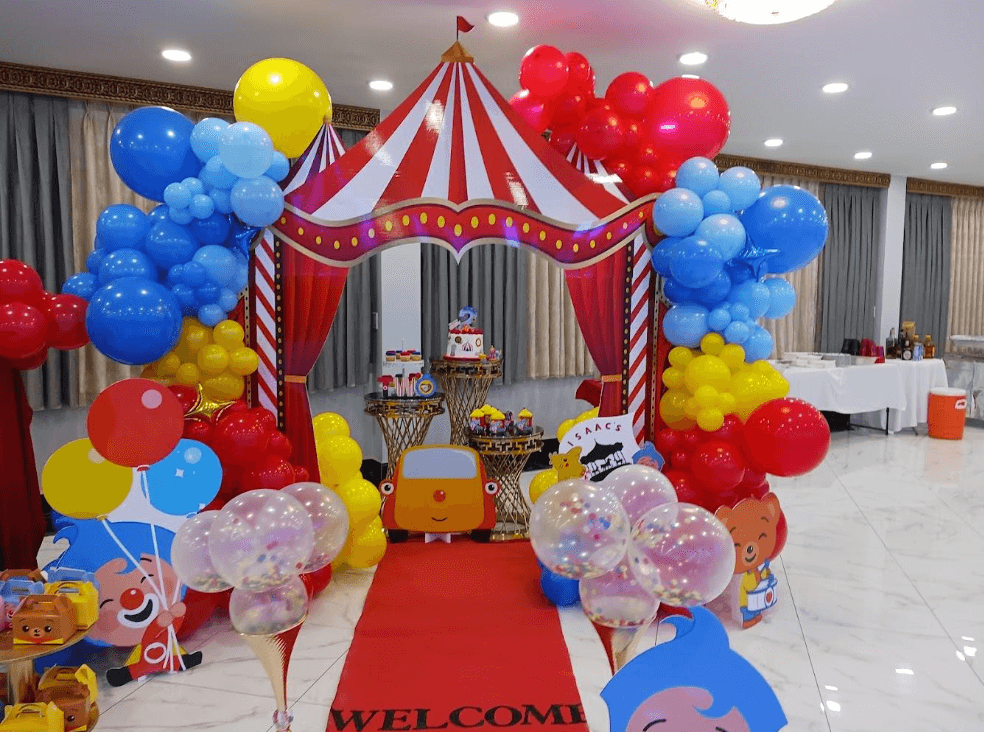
[{"left": 327, "top": 541, "right": 589, "bottom": 732}]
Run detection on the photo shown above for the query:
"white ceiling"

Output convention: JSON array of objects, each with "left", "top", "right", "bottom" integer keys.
[{"left": 2, "top": 0, "right": 981, "bottom": 185}]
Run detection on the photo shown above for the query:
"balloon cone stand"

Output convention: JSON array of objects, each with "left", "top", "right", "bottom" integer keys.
[
  {"left": 591, "top": 621, "right": 651, "bottom": 674},
  {"left": 238, "top": 617, "right": 306, "bottom": 732}
]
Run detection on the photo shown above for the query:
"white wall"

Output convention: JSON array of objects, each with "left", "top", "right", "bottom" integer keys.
[{"left": 875, "top": 175, "right": 908, "bottom": 342}]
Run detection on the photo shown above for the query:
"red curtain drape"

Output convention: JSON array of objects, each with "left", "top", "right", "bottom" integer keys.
[
  {"left": 0, "top": 363, "right": 46, "bottom": 570},
  {"left": 281, "top": 245, "right": 348, "bottom": 481},
  {"left": 566, "top": 247, "right": 629, "bottom": 417}
]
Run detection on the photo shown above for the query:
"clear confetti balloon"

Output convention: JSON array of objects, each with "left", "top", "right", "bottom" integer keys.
[
  {"left": 529, "top": 479, "right": 630, "bottom": 580},
  {"left": 579, "top": 556, "right": 658, "bottom": 628},
  {"left": 171, "top": 511, "right": 233, "bottom": 593},
  {"left": 281, "top": 481, "right": 350, "bottom": 573},
  {"left": 628, "top": 503, "right": 734, "bottom": 607},
  {"left": 601, "top": 464, "right": 678, "bottom": 525},
  {"left": 229, "top": 575, "right": 308, "bottom": 635}
]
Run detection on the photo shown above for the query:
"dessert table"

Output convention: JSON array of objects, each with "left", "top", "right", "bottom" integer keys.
[
  {"left": 468, "top": 427, "right": 544, "bottom": 542},
  {"left": 364, "top": 392, "right": 446, "bottom": 479}
]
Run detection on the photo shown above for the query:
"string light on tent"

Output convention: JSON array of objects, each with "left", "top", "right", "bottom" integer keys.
[{"left": 685, "top": 0, "right": 839, "bottom": 25}]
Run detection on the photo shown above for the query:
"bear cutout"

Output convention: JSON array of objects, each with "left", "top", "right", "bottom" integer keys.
[
  {"left": 550, "top": 447, "right": 586, "bottom": 481},
  {"left": 715, "top": 493, "right": 782, "bottom": 629}
]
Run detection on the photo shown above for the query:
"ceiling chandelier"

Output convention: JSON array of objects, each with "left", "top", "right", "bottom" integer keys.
[{"left": 687, "top": 0, "right": 839, "bottom": 25}]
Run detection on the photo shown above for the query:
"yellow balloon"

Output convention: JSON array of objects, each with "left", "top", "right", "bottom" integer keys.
[
  {"left": 700, "top": 333, "right": 725, "bottom": 356},
  {"left": 42, "top": 439, "right": 132, "bottom": 519},
  {"left": 697, "top": 407, "right": 725, "bottom": 432},
  {"left": 694, "top": 384, "right": 720, "bottom": 408},
  {"left": 202, "top": 373, "right": 245, "bottom": 401},
  {"left": 175, "top": 362, "right": 201, "bottom": 387},
  {"left": 576, "top": 407, "right": 599, "bottom": 423},
  {"left": 346, "top": 520, "right": 387, "bottom": 569},
  {"left": 213, "top": 320, "right": 245, "bottom": 351},
  {"left": 684, "top": 397, "right": 701, "bottom": 418},
  {"left": 313, "top": 412, "right": 351, "bottom": 440},
  {"left": 156, "top": 352, "right": 182, "bottom": 378},
  {"left": 317, "top": 435, "right": 363, "bottom": 486},
  {"left": 182, "top": 318, "right": 212, "bottom": 355},
  {"left": 335, "top": 476, "right": 382, "bottom": 528},
  {"left": 556, "top": 418, "right": 576, "bottom": 441},
  {"left": 668, "top": 346, "right": 695, "bottom": 370},
  {"left": 659, "top": 389, "right": 688, "bottom": 422},
  {"left": 198, "top": 344, "right": 230, "bottom": 375},
  {"left": 529, "top": 469, "right": 559, "bottom": 504},
  {"left": 662, "top": 367, "right": 684, "bottom": 390},
  {"left": 685, "top": 355, "right": 732, "bottom": 393},
  {"left": 666, "top": 417, "right": 697, "bottom": 430},
  {"left": 719, "top": 344, "right": 747, "bottom": 372},
  {"left": 227, "top": 347, "right": 259, "bottom": 376},
  {"left": 234, "top": 58, "right": 332, "bottom": 158},
  {"left": 718, "top": 392, "right": 737, "bottom": 415}
]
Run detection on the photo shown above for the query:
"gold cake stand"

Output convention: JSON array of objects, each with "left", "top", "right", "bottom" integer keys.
[
  {"left": 468, "top": 427, "right": 544, "bottom": 541},
  {"left": 430, "top": 357, "right": 503, "bottom": 445},
  {"left": 365, "top": 392, "right": 446, "bottom": 479}
]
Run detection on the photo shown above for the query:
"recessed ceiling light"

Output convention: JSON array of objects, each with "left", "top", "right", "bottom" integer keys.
[
  {"left": 681, "top": 74, "right": 701, "bottom": 79},
  {"left": 932, "top": 105, "right": 957, "bottom": 116},
  {"left": 931, "top": 162, "right": 948, "bottom": 170},
  {"left": 895, "top": 668, "right": 915, "bottom": 675},
  {"left": 764, "top": 138, "right": 783, "bottom": 147},
  {"left": 679, "top": 51, "right": 708, "bottom": 66},
  {"left": 854, "top": 151, "right": 872, "bottom": 160},
  {"left": 161, "top": 49, "right": 192, "bottom": 62},
  {"left": 369, "top": 79, "right": 394, "bottom": 92},
  {"left": 487, "top": 11, "right": 519, "bottom": 27},
  {"left": 823, "top": 82, "right": 849, "bottom": 94}
]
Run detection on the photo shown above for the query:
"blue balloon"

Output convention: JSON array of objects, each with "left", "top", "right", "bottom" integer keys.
[
  {"left": 182, "top": 177, "right": 206, "bottom": 197},
  {"left": 189, "top": 194, "right": 215, "bottom": 219},
  {"left": 694, "top": 270, "right": 732, "bottom": 308},
  {"left": 743, "top": 325, "right": 775, "bottom": 362},
  {"left": 167, "top": 264, "right": 185, "bottom": 286},
  {"left": 192, "top": 245, "right": 237, "bottom": 287},
  {"left": 210, "top": 188, "right": 233, "bottom": 214},
  {"left": 231, "top": 263, "right": 249, "bottom": 293},
  {"left": 717, "top": 167, "right": 761, "bottom": 212},
  {"left": 663, "top": 278, "right": 696, "bottom": 304},
  {"left": 696, "top": 213, "right": 746, "bottom": 261},
  {"left": 676, "top": 157, "right": 719, "bottom": 197},
  {"left": 702, "top": 189, "right": 731, "bottom": 216},
  {"left": 653, "top": 188, "right": 704, "bottom": 237},
  {"left": 663, "top": 304, "right": 710, "bottom": 348},
  {"left": 265, "top": 152, "right": 290, "bottom": 183},
  {"left": 181, "top": 261, "right": 207, "bottom": 288},
  {"left": 62, "top": 272, "right": 98, "bottom": 301},
  {"left": 86, "top": 277, "right": 182, "bottom": 365},
  {"left": 171, "top": 283, "right": 197, "bottom": 312},
  {"left": 231, "top": 176, "right": 285, "bottom": 227},
  {"left": 725, "top": 320, "right": 751, "bottom": 344},
  {"left": 189, "top": 213, "right": 232, "bottom": 245},
  {"left": 97, "top": 204, "right": 151, "bottom": 252},
  {"left": 651, "top": 237, "right": 682, "bottom": 277},
  {"left": 169, "top": 207, "right": 193, "bottom": 225},
  {"left": 764, "top": 277, "right": 797, "bottom": 318},
  {"left": 729, "top": 280, "right": 771, "bottom": 319},
  {"left": 144, "top": 220, "right": 198, "bottom": 270},
  {"left": 163, "top": 182, "right": 191, "bottom": 210},
  {"left": 741, "top": 186, "right": 829, "bottom": 275},
  {"left": 202, "top": 156, "right": 238, "bottom": 190},
  {"left": 539, "top": 568, "right": 580, "bottom": 607},
  {"left": 725, "top": 261, "right": 754, "bottom": 285},
  {"left": 98, "top": 248, "right": 156, "bottom": 285},
  {"left": 86, "top": 249, "right": 107, "bottom": 274},
  {"left": 196, "top": 281, "right": 220, "bottom": 305},
  {"left": 728, "top": 303, "right": 751, "bottom": 322},
  {"left": 227, "top": 220, "right": 262, "bottom": 258},
  {"left": 708, "top": 307, "right": 732, "bottom": 332},
  {"left": 198, "top": 303, "right": 225, "bottom": 327},
  {"left": 146, "top": 439, "right": 222, "bottom": 516},
  {"left": 219, "top": 122, "right": 274, "bottom": 179},
  {"left": 218, "top": 288, "right": 239, "bottom": 311},
  {"left": 148, "top": 204, "right": 170, "bottom": 225},
  {"left": 669, "top": 237, "right": 726, "bottom": 289},
  {"left": 109, "top": 106, "right": 200, "bottom": 202},
  {"left": 190, "top": 118, "right": 230, "bottom": 162}
]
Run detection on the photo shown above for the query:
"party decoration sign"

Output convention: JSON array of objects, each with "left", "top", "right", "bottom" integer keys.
[{"left": 559, "top": 415, "right": 641, "bottom": 482}]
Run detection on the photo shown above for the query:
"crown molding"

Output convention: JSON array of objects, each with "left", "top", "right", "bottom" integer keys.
[
  {"left": 0, "top": 60, "right": 380, "bottom": 131},
  {"left": 714, "top": 153, "right": 891, "bottom": 189},
  {"left": 906, "top": 178, "right": 984, "bottom": 199}
]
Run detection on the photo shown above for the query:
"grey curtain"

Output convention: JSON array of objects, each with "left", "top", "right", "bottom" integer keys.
[
  {"left": 421, "top": 244, "right": 529, "bottom": 385},
  {"left": 0, "top": 92, "right": 77, "bottom": 410},
  {"left": 819, "top": 184, "right": 881, "bottom": 352},
  {"left": 901, "top": 193, "right": 952, "bottom": 345}
]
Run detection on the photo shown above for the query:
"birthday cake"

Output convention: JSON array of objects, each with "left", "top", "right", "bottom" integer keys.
[{"left": 446, "top": 306, "right": 484, "bottom": 360}]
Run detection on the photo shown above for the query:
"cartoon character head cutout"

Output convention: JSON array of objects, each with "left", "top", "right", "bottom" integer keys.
[
  {"left": 550, "top": 447, "right": 586, "bottom": 481},
  {"left": 715, "top": 493, "right": 782, "bottom": 573},
  {"left": 602, "top": 607, "right": 786, "bottom": 732}
]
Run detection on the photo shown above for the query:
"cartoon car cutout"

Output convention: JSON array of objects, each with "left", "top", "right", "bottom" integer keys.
[{"left": 380, "top": 445, "right": 499, "bottom": 543}]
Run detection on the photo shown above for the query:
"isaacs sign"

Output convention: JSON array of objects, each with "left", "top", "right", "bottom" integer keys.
[{"left": 328, "top": 704, "right": 587, "bottom": 730}]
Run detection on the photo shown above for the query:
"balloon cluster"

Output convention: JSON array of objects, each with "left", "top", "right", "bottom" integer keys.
[
  {"left": 654, "top": 158, "right": 829, "bottom": 355},
  {"left": 312, "top": 413, "right": 387, "bottom": 570},
  {"left": 526, "top": 406, "right": 600, "bottom": 504},
  {"left": 144, "top": 319, "right": 258, "bottom": 401},
  {"left": 509, "top": 47, "right": 730, "bottom": 197},
  {"left": 0, "top": 260, "right": 88, "bottom": 369}
]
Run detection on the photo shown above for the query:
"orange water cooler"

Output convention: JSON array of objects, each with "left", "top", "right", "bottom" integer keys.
[{"left": 928, "top": 388, "right": 967, "bottom": 440}]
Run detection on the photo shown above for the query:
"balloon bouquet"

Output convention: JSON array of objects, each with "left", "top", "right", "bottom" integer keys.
[{"left": 527, "top": 406, "right": 600, "bottom": 507}]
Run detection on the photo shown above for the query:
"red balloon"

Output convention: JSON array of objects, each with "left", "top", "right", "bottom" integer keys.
[
  {"left": 301, "top": 563, "right": 333, "bottom": 600},
  {"left": 679, "top": 428, "right": 703, "bottom": 450},
  {"left": 714, "top": 414, "right": 745, "bottom": 444},
  {"left": 739, "top": 468, "right": 768, "bottom": 489},
  {"left": 267, "top": 432, "right": 293, "bottom": 460},
  {"left": 670, "top": 449, "right": 691, "bottom": 470},
  {"left": 655, "top": 427, "right": 682, "bottom": 456},
  {"left": 643, "top": 77, "right": 730, "bottom": 160},
  {"left": 744, "top": 398, "right": 831, "bottom": 477},
  {"left": 509, "top": 89, "right": 554, "bottom": 134},
  {"left": 586, "top": 98, "right": 613, "bottom": 116},
  {"left": 605, "top": 158, "right": 633, "bottom": 182},
  {"left": 663, "top": 469, "right": 705, "bottom": 505},
  {"left": 243, "top": 454, "right": 296, "bottom": 491},
  {"left": 252, "top": 407, "right": 278, "bottom": 434},
  {"left": 9, "top": 344, "right": 49, "bottom": 371},
  {"left": 88, "top": 378, "right": 185, "bottom": 467},
  {"left": 576, "top": 108, "right": 625, "bottom": 160},
  {"left": 293, "top": 465, "right": 310, "bottom": 483},
  {"left": 549, "top": 128, "right": 577, "bottom": 157},
  {"left": 0, "top": 303, "right": 49, "bottom": 360},
  {"left": 551, "top": 87, "right": 590, "bottom": 131},
  {"left": 183, "top": 418, "right": 214, "bottom": 444},
  {"left": 634, "top": 140, "right": 664, "bottom": 168},
  {"left": 169, "top": 385, "right": 199, "bottom": 414},
  {"left": 212, "top": 411, "right": 273, "bottom": 468},
  {"left": 39, "top": 293, "right": 89, "bottom": 350},
  {"left": 0, "top": 260, "right": 44, "bottom": 307},
  {"left": 621, "top": 165, "right": 660, "bottom": 197},
  {"left": 564, "top": 52, "right": 595, "bottom": 94},
  {"left": 606, "top": 72, "right": 655, "bottom": 119},
  {"left": 691, "top": 439, "right": 746, "bottom": 493},
  {"left": 519, "top": 45, "right": 569, "bottom": 100},
  {"left": 619, "top": 120, "right": 643, "bottom": 156}
]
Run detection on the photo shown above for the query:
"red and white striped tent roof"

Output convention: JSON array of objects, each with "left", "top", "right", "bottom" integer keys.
[
  {"left": 565, "top": 145, "right": 634, "bottom": 203},
  {"left": 275, "top": 43, "right": 654, "bottom": 269},
  {"left": 282, "top": 123, "right": 346, "bottom": 195}
]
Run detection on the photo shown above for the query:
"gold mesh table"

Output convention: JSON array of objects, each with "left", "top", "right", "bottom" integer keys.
[
  {"left": 468, "top": 427, "right": 544, "bottom": 541},
  {"left": 365, "top": 392, "right": 445, "bottom": 479},
  {"left": 431, "top": 357, "right": 503, "bottom": 445}
]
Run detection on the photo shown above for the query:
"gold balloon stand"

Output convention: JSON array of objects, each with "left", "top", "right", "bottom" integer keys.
[
  {"left": 430, "top": 358, "right": 503, "bottom": 445},
  {"left": 238, "top": 617, "right": 306, "bottom": 732},
  {"left": 364, "top": 392, "right": 446, "bottom": 479},
  {"left": 468, "top": 427, "right": 544, "bottom": 541}
]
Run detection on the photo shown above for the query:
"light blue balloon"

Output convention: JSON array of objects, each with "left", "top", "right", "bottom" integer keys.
[
  {"left": 189, "top": 193, "right": 215, "bottom": 219},
  {"left": 265, "top": 152, "right": 290, "bottom": 183},
  {"left": 231, "top": 263, "right": 249, "bottom": 293},
  {"left": 198, "top": 303, "right": 225, "bottom": 327},
  {"left": 663, "top": 278, "right": 696, "bottom": 304},
  {"left": 146, "top": 439, "right": 222, "bottom": 516},
  {"left": 717, "top": 167, "right": 761, "bottom": 211},
  {"left": 651, "top": 237, "right": 682, "bottom": 277},
  {"left": 669, "top": 236, "right": 725, "bottom": 289},
  {"left": 702, "top": 190, "right": 731, "bottom": 216},
  {"left": 192, "top": 245, "right": 237, "bottom": 287},
  {"left": 181, "top": 261, "right": 207, "bottom": 288},
  {"left": 202, "top": 156, "right": 238, "bottom": 190},
  {"left": 169, "top": 207, "right": 194, "bottom": 225},
  {"left": 210, "top": 188, "right": 233, "bottom": 214},
  {"left": 182, "top": 177, "right": 205, "bottom": 197},
  {"left": 729, "top": 280, "right": 771, "bottom": 319},
  {"left": 231, "top": 175, "right": 285, "bottom": 227},
  {"left": 653, "top": 188, "right": 704, "bottom": 237},
  {"left": 97, "top": 204, "right": 151, "bottom": 251},
  {"left": 145, "top": 220, "right": 198, "bottom": 270},
  {"left": 763, "top": 277, "right": 797, "bottom": 318},
  {"left": 163, "top": 182, "right": 191, "bottom": 210},
  {"left": 708, "top": 307, "right": 732, "bottom": 332},
  {"left": 171, "top": 283, "right": 197, "bottom": 313},
  {"left": 744, "top": 325, "right": 775, "bottom": 362},
  {"left": 694, "top": 270, "right": 732, "bottom": 308},
  {"left": 696, "top": 214, "right": 746, "bottom": 261},
  {"left": 196, "top": 281, "right": 220, "bottom": 305},
  {"left": 86, "top": 249, "right": 107, "bottom": 274},
  {"left": 218, "top": 288, "right": 239, "bottom": 311},
  {"left": 62, "top": 272, "right": 98, "bottom": 301},
  {"left": 219, "top": 122, "right": 274, "bottom": 179},
  {"left": 728, "top": 303, "right": 751, "bottom": 322},
  {"left": 98, "top": 248, "right": 156, "bottom": 285},
  {"left": 190, "top": 118, "right": 231, "bottom": 163},
  {"left": 676, "top": 157, "right": 719, "bottom": 197},
  {"left": 663, "top": 304, "right": 710, "bottom": 348},
  {"left": 725, "top": 321, "right": 751, "bottom": 344}
]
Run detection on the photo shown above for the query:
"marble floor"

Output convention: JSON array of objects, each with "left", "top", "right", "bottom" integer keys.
[{"left": 34, "top": 426, "right": 984, "bottom": 732}]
